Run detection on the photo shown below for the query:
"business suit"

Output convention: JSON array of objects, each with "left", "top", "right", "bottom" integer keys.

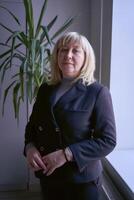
[{"left": 24, "top": 79, "right": 116, "bottom": 185}]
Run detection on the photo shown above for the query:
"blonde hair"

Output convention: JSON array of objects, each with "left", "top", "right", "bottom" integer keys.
[{"left": 49, "top": 32, "right": 96, "bottom": 85}]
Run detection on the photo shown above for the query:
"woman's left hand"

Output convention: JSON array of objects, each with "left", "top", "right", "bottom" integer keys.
[{"left": 42, "top": 149, "right": 67, "bottom": 176}]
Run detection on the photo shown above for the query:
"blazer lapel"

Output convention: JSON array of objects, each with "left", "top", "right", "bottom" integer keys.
[
  {"left": 49, "top": 83, "right": 60, "bottom": 107},
  {"left": 55, "top": 80, "right": 87, "bottom": 107}
]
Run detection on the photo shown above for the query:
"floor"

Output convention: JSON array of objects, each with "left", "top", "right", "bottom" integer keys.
[
  {"left": 0, "top": 188, "right": 107, "bottom": 200},
  {"left": 0, "top": 190, "right": 42, "bottom": 200}
]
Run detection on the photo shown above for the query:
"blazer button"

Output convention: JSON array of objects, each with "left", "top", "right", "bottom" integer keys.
[
  {"left": 55, "top": 127, "right": 60, "bottom": 132},
  {"left": 40, "top": 146, "right": 45, "bottom": 152},
  {"left": 38, "top": 126, "right": 43, "bottom": 131}
]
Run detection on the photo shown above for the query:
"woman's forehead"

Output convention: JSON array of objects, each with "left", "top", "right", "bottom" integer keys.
[{"left": 60, "top": 40, "right": 82, "bottom": 48}]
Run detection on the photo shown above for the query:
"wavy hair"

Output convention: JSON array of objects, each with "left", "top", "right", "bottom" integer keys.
[{"left": 49, "top": 32, "right": 96, "bottom": 85}]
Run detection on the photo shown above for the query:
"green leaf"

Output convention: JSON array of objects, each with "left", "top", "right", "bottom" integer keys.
[
  {"left": 13, "top": 83, "right": 20, "bottom": 118},
  {"left": 41, "top": 26, "right": 52, "bottom": 45},
  {"left": 2, "top": 80, "right": 17, "bottom": 116},
  {"left": 23, "top": 0, "right": 34, "bottom": 37},
  {"left": 5, "top": 31, "right": 28, "bottom": 48},
  {"left": 34, "top": 73, "right": 40, "bottom": 88},
  {"left": 51, "top": 17, "right": 74, "bottom": 40},
  {"left": 33, "top": 86, "right": 38, "bottom": 99},
  {"left": 0, "top": 43, "right": 22, "bottom": 59},
  {"left": 19, "top": 66, "right": 24, "bottom": 101},
  {"left": 16, "top": 96, "right": 22, "bottom": 123},
  {"left": 19, "top": 32, "right": 29, "bottom": 47},
  {"left": 26, "top": 72, "right": 33, "bottom": 103},
  {"left": 1, "top": 65, "right": 10, "bottom": 83},
  {"left": 0, "top": 22, "right": 14, "bottom": 33},
  {"left": 30, "top": 39, "right": 36, "bottom": 73},
  {"left": 45, "top": 48, "right": 51, "bottom": 57},
  {"left": 10, "top": 37, "right": 16, "bottom": 68},
  {"left": 47, "top": 15, "right": 58, "bottom": 31},
  {"left": 11, "top": 72, "right": 20, "bottom": 79},
  {"left": 12, "top": 53, "right": 25, "bottom": 62},
  {"left": 35, "top": 0, "right": 48, "bottom": 38},
  {"left": 6, "top": 31, "right": 19, "bottom": 44},
  {"left": 0, "top": 56, "right": 10, "bottom": 73},
  {"left": 0, "top": 5, "right": 21, "bottom": 25}
]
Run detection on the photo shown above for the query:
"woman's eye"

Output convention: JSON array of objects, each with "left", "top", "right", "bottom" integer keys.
[
  {"left": 73, "top": 49, "right": 81, "bottom": 53},
  {"left": 60, "top": 48, "right": 68, "bottom": 53},
  {"left": 59, "top": 47, "right": 82, "bottom": 54}
]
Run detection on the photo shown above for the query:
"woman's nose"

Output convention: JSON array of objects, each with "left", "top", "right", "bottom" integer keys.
[{"left": 65, "top": 50, "right": 72, "bottom": 59}]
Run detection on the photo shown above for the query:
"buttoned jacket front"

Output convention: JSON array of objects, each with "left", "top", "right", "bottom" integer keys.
[{"left": 24, "top": 80, "right": 116, "bottom": 183}]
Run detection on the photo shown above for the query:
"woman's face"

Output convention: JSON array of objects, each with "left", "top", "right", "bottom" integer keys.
[{"left": 58, "top": 42, "right": 85, "bottom": 78}]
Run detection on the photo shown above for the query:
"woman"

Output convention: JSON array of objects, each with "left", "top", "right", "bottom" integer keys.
[{"left": 24, "top": 32, "right": 116, "bottom": 200}]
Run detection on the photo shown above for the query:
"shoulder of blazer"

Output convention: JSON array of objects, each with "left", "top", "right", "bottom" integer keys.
[
  {"left": 37, "top": 82, "right": 57, "bottom": 95},
  {"left": 86, "top": 81, "right": 105, "bottom": 96}
]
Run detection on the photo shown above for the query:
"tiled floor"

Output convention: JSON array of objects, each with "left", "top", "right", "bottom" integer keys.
[{"left": 107, "top": 149, "right": 134, "bottom": 192}]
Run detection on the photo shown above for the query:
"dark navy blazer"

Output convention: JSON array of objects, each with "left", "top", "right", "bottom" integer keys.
[{"left": 24, "top": 80, "right": 116, "bottom": 183}]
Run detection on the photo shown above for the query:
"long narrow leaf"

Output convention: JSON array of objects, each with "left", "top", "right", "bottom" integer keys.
[
  {"left": 1, "top": 65, "right": 10, "bottom": 83},
  {"left": 12, "top": 53, "right": 25, "bottom": 62},
  {"left": 0, "top": 43, "right": 23, "bottom": 59},
  {"left": 47, "top": 15, "right": 58, "bottom": 31},
  {"left": 33, "top": 85, "right": 38, "bottom": 99},
  {"left": 34, "top": 73, "right": 40, "bottom": 88},
  {"left": 41, "top": 26, "right": 52, "bottom": 45},
  {"left": 31, "top": 39, "right": 36, "bottom": 69},
  {"left": 2, "top": 80, "right": 17, "bottom": 115},
  {"left": 0, "top": 53, "right": 25, "bottom": 82},
  {"left": 27, "top": 73, "right": 33, "bottom": 103},
  {"left": 23, "top": 0, "right": 34, "bottom": 37},
  {"left": 0, "top": 22, "right": 14, "bottom": 33},
  {"left": 5, "top": 31, "right": 28, "bottom": 48},
  {"left": 0, "top": 55, "right": 10, "bottom": 72},
  {"left": 18, "top": 32, "right": 29, "bottom": 47},
  {"left": 0, "top": 6, "right": 21, "bottom": 25},
  {"left": 6, "top": 31, "right": 19, "bottom": 44},
  {"left": 28, "top": 0, "right": 34, "bottom": 30},
  {"left": 16, "top": 96, "right": 22, "bottom": 123},
  {"left": 19, "top": 66, "right": 24, "bottom": 101},
  {"left": 51, "top": 17, "right": 74, "bottom": 40},
  {"left": 10, "top": 37, "right": 15, "bottom": 68},
  {"left": 35, "top": 0, "right": 48, "bottom": 38},
  {"left": 13, "top": 83, "right": 20, "bottom": 118},
  {"left": 11, "top": 72, "right": 20, "bottom": 79},
  {"left": 39, "top": 31, "right": 47, "bottom": 46}
]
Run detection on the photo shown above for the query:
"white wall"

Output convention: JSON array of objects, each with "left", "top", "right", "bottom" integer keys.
[{"left": 110, "top": 0, "right": 134, "bottom": 149}]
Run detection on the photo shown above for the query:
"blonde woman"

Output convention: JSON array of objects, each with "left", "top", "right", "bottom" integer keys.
[{"left": 24, "top": 32, "right": 116, "bottom": 200}]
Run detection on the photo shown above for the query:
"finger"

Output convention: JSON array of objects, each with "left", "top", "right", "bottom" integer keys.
[
  {"left": 45, "top": 166, "right": 56, "bottom": 176},
  {"left": 27, "top": 158, "right": 36, "bottom": 170},
  {"left": 34, "top": 156, "right": 47, "bottom": 170},
  {"left": 30, "top": 160, "right": 42, "bottom": 171}
]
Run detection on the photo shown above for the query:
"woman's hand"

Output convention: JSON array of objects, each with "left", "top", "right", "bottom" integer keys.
[
  {"left": 42, "top": 149, "right": 67, "bottom": 176},
  {"left": 26, "top": 146, "right": 47, "bottom": 172}
]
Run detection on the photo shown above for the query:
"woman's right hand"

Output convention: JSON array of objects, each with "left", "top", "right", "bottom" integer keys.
[{"left": 26, "top": 146, "right": 47, "bottom": 172}]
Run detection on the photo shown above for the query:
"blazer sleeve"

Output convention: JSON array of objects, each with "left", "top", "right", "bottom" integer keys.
[{"left": 69, "top": 86, "right": 116, "bottom": 172}]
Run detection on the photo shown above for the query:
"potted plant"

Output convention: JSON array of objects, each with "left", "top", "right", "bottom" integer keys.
[{"left": 0, "top": 0, "right": 74, "bottom": 121}]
